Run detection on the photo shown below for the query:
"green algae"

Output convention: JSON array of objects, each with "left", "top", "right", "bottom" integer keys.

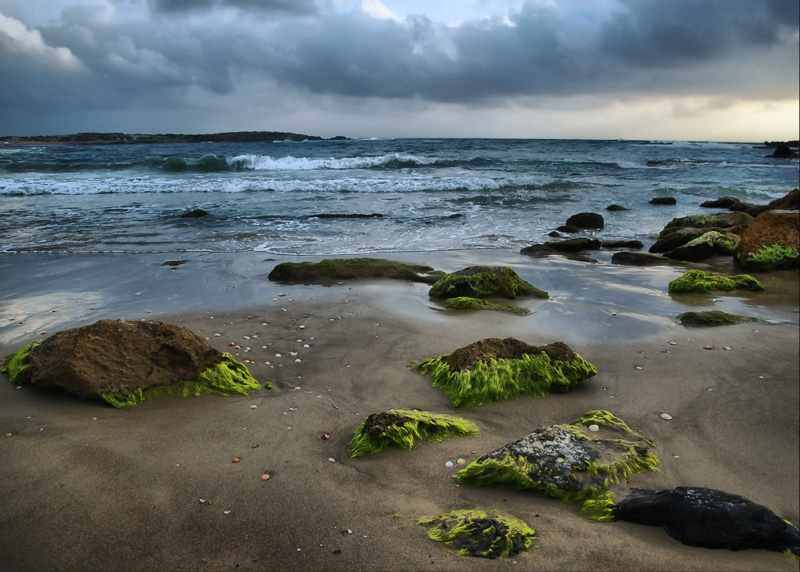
[
  {"left": 741, "top": 244, "right": 800, "bottom": 270},
  {"left": 686, "top": 231, "right": 740, "bottom": 254},
  {"left": 348, "top": 409, "right": 479, "bottom": 458},
  {"left": 415, "top": 351, "right": 597, "bottom": 409},
  {"left": 455, "top": 410, "right": 659, "bottom": 502},
  {"left": 668, "top": 269, "right": 764, "bottom": 294},
  {"left": 580, "top": 492, "right": 617, "bottom": 522},
  {"left": 429, "top": 266, "right": 548, "bottom": 300},
  {"left": 100, "top": 353, "right": 268, "bottom": 408},
  {"left": 443, "top": 296, "right": 530, "bottom": 316},
  {"left": 676, "top": 310, "right": 761, "bottom": 327},
  {"left": 268, "top": 257, "right": 445, "bottom": 285},
  {"left": 418, "top": 509, "right": 535, "bottom": 558},
  {"left": 1, "top": 340, "right": 41, "bottom": 385}
]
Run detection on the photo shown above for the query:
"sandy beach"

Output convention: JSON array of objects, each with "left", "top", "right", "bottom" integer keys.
[{"left": 1, "top": 249, "right": 798, "bottom": 571}]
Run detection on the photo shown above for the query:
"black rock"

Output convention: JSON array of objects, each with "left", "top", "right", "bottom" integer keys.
[
  {"left": 650, "top": 196, "right": 677, "bottom": 205},
  {"left": 180, "top": 209, "right": 210, "bottom": 218},
  {"left": 615, "top": 486, "right": 799, "bottom": 555},
  {"left": 601, "top": 240, "right": 643, "bottom": 250},
  {"left": 520, "top": 244, "right": 557, "bottom": 256},
  {"left": 700, "top": 197, "right": 749, "bottom": 211},
  {"left": 556, "top": 225, "right": 580, "bottom": 234},
  {"left": 565, "top": 212, "right": 604, "bottom": 229},
  {"left": 606, "top": 204, "right": 628, "bottom": 211},
  {"left": 770, "top": 145, "right": 798, "bottom": 158},
  {"left": 611, "top": 252, "right": 674, "bottom": 266},
  {"left": 547, "top": 238, "right": 601, "bottom": 252}
]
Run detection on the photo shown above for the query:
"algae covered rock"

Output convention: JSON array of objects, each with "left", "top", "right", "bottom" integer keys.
[
  {"left": 613, "top": 487, "right": 800, "bottom": 555},
  {"left": 664, "top": 230, "right": 740, "bottom": 262},
  {"left": 668, "top": 269, "right": 764, "bottom": 294},
  {"left": 415, "top": 338, "right": 596, "bottom": 409},
  {"left": 676, "top": 310, "right": 761, "bottom": 327},
  {"left": 456, "top": 410, "right": 659, "bottom": 501},
  {"left": 1, "top": 319, "right": 267, "bottom": 407},
  {"left": 442, "top": 297, "right": 530, "bottom": 316},
  {"left": 611, "top": 251, "right": 677, "bottom": 266},
  {"left": 348, "top": 409, "right": 479, "bottom": 457},
  {"left": 268, "top": 257, "right": 445, "bottom": 284},
  {"left": 734, "top": 210, "right": 800, "bottom": 271},
  {"left": 418, "top": 509, "right": 535, "bottom": 559},
  {"left": 429, "top": 266, "right": 547, "bottom": 300}
]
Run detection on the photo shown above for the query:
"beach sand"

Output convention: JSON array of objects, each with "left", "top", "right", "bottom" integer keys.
[{"left": 1, "top": 250, "right": 798, "bottom": 571}]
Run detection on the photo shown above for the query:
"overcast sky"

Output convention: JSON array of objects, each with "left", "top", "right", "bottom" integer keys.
[{"left": 1, "top": 0, "right": 797, "bottom": 141}]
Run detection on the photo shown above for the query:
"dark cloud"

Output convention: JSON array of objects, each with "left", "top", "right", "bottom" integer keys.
[{"left": 149, "top": 0, "right": 318, "bottom": 15}]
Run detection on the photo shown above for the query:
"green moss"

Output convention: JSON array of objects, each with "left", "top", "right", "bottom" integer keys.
[
  {"left": 268, "top": 258, "right": 445, "bottom": 284},
  {"left": 456, "top": 410, "right": 659, "bottom": 502},
  {"left": 668, "top": 269, "right": 764, "bottom": 294},
  {"left": 443, "top": 297, "right": 530, "bottom": 315},
  {"left": 1, "top": 340, "right": 41, "bottom": 385},
  {"left": 677, "top": 310, "right": 761, "bottom": 327},
  {"left": 685, "top": 231, "right": 740, "bottom": 254},
  {"left": 743, "top": 244, "right": 800, "bottom": 270},
  {"left": 100, "top": 353, "right": 268, "bottom": 408},
  {"left": 580, "top": 492, "right": 617, "bottom": 522},
  {"left": 348, "top": 409, "right": 479, "bottom": 457},
  {"left": 414, "top": 352, "right": 597, "bottom": 409},
  {"left": 429, "top": 266, "right": 548, "bottom": 300},
  {"left": 418, "top": 509, "right": 535, "bottom": 558}
]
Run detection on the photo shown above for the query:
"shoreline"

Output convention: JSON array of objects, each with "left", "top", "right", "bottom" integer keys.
[{"left": 1, "top": 249, "right": 798, "bottom": 571}]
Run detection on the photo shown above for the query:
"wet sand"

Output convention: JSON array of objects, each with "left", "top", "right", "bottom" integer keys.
[{"left": 1, "top": 250, "right": 798, "bottom": 571}]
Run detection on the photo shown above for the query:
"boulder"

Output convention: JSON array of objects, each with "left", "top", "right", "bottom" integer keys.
[
  {"left": 348, "top": 410, "right": 479, "bottom": 457},
  {"left": 269, "top": 258, "right": 445, "bottom": 284},
  {"left": 650, "top": 196, "right": 677, "bottom": 205},
  {"left": 700, "top": 197, "right": 751, "bottom": 212},
  {"left": 1, "top": 319, "right": 265, "bottom": 407},
  {"left": 566, "top": 212, "right": 604, "bottom": 229},
  {"left": 180, "top": 209, "right": 209, "bottom": 218},
  {"left": 611, "top": 252, "right": 676, "bottom": 266},
  {"left": 676, "top": 310, "right": 761, "bottom": 327},
  {"left": 606, "top": 204, "right": 628, "bottom": 211},
  {"left": 650, "top": 227, "right": 712, "bottom": 253},
  {"left": 770, "top": 144, "right": 798, "bottom": 158},
  {"left": 650, "top": 212, "right": 753, "bottom": 253},
  {"left": 601, "top": 240, "right": 644, "bottom": 249},
  {"left": 547, "top": 238, "right": 602, "bottom": 252},
  {"left": 734, "top": 210, "right": 800, "bottom": 270},
  {"left": 614, "top": 487, "right": 799, "bottom": 555},
  {"left": 664, "top": 231, "right": 740, "bottom": 262},
  {"left": 768, "top": 188, "right": 799, "bottom": 210},
  {"left": 415, "top": 338, "right": 596, "bottom": 409},
  {"left": 418, "top": 510, "right": 535, "bottom": 559},
  {"left": 520, "top": 244, "right": 558, "bottom": 257},
  {"left": 428, "top": 266, "right": 548, "bottom": 300},
  {"left": 442, "top": 297, "right": 530, "bottom": 316},
  {"left": 456, "top": 410, "right": 659, "bottom": 501},
  {"left": 556, "top": 224, "right": 581, "bottom": 233},
  {"left": 668, "top": 270, "right": 764, "bottom": 294}
]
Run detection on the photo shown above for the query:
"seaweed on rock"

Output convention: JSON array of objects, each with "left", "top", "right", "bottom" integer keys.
[
  {"left": 442, "top": 297, "right": 530, "bottom": 315},
  {"left": 1, "top": 340, "right": 41, "bottom": 385},
  {"left": 668, "top": 269, "right": 764, "bottom": 294},
  {"left": 428, "top": 266, "right": 548, "bottom": 300},
  {"left": 418, "top": 509, "right": 535, "bottom": 558},
  {"left": 676, "top": 310, "right": 761, "bottom": 327},
  {"left": 348, "top": 409, "right": 479, "bottom": 458}
]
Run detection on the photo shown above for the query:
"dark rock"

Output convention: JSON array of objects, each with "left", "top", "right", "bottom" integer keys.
[
  {"left": 650, "top": 197, "right": 677, "bottom": 205},
  {"left": 744, "top": 204, "right": 772, "bottom": 218},
  {"left": 312, "top": 213, "right": 383, "bottom": 219},
  {"left": 520, "top": 244, "right": 557, "bottom": 257},
  {"left": 650, "top": 227, "right": 711, "bottom": 253},
  {"left": 547, "top": 238, "right": 602, "bottom": 252},
  {"left": 547, "top": 231, "right": 562, "bottom": 238},
  {"left": 768, "top": 188, "right": 800, "bottom": 210},
  {"left": 700, "top": 197, "right": 750, "bottom": 211},
  {"left": 565, "top": 212, "right": 604, "bottom": 229},
  {"left": 770, "top": 145, "right": 798, "bottom": 158},
  {"left": 614, "top": 487, "right": 799, "bottom": 555},
  {"left": 180, "top": 209, "right": 210, "bottom": 218},
  {"left": 664, "top": 231, "right": 740, "bottom": 262},
  {"left": 606, "top": 204, "right": 628, "bottom": 211},
  {"left": 429, "top": 266, "right": 548, "bottom": 299},
  {"left": 601, "top": 240, "right": 643, "bottom": 249},
  {"left": 676, "top": 310, "right": 761, "bottom": 327},
  {"left": 441, "top": 338, "right": 578, "bottom": 372},
  {"left": 658, "top": 212, "right": 753, "bottom": 237},
  {"left": 611, "top": 251, "right": 676, "bottom": 266},
  {"left": 734, "top": 210, "right": 800, "bottom": 270},
  {"left": 269, "top": 258, "right": 445, "bottom": 285},
  {"left": 556, "top": 225, "right": 580, "bottom": 233}
]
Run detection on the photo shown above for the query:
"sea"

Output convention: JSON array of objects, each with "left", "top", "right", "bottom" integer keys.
[{"left": 0, "top": 138, "right": 797, "bottom": 256}]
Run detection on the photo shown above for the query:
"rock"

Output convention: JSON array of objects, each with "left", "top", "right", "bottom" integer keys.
[
  {"left": 770, "top": 144, "right": 798, "bottom": 158},
  {"left": 664, "top": 231, "right": 740, "bottom": 262},
  {"left": 556, "top": 224, "right": 581, "bottom": 233},
  {"left": 614, "top": 487, "right": 799, "bottom": 555},
  {"left": 734, "top": 210, "right": 800, "bottom": 270},
  {"left": 676, "top": 310, "right": 761, "bottom": 327},
  {"left": 768, "top": 188, "right": 799, "bottom": 210},
  {"left": 456, "top": 410, "right": 659, "bottom": 501},
  {"left": 428, "top": 266, "right": 548, "bottom": 300},
  {"left": 668, "top": 270, "right": 764, "bottom": 294},
  {"left": 520, "top": 244, "right": 557, "bottom": 256},
  {"left": 180, "top": 209, "right": 210, "bottom": 218},
  {"left": 650, "top": 212, "right": 754, "bottom": 253},
  {"left": 1, "top": 319, "right": 266, "bottom": 407},
  {"left": 611, "top": 251, "right": 676, "bottom": 266},
  {"left": 601, "top": 240, "right": 644, "bottom": 249},
  {"left": 650, "top": 196, "right": 677, "bottom": 205},
  {"left": 268, "top": 258, "right": 445, "bottom": 285},
  {"left": 347, "top": 410, "right": 479, "bottom": 457},
  {"left": 606, "top": 204, "right": 628, "bottom": 211},
  {"left": 700, "top": 197, "right": 751, "bottom": 211},
  {"left": 418, "top": 509, "right": 535, "bottom": 559},
  {"left": 415, "top": 339, "right": 597, "bottom": 409},
  {"left": 442, "top": 297, "right": 530, "bottom": 316},
  {"left": 566, "top": 212, "right": 604, "bottom": 229},
  {"left": 649, "top": 227, "right": 711, "bottom": 253},
  {"left": 546, "top": 238, "right": 602, "bottom": 252}
]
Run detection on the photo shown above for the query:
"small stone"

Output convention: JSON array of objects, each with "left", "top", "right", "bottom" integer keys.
[
  {"left": 250, "top": 405, "right": 257, "bottom": 409},
  {"left": 275, "top": 353, "right": 282, "bottom": 357},
  {"left": 444, "top": 461, "right": 454, "bottom": 468},
  {"left": 321, "top": 434, "right": 330, "bottom": 440},
  {"left": 723, "top": 346, "right": 732, "bottom": 351},
  {"left": 298, "top": 325, "right": 306, "bottom": 330},
  {"left": 669, "top": 341, "right": 677, "bottom": 345},
  {"left": 328, "top": 457, "right": 336, "bottom": 463},
  {"left": 588, "top": 424, "right": 600, "bottom": 432},
  {"left": 635, "top": 366, "right": 643, "bottom": 370},
  {"left": 660, "top": 413, "right": 673, "bottom": 420},
  {"left": 260, "top": 474, "right": 270, "bottom": 481},
  {"left": 704, "top": 345, "right": 714, "bottom": 350},
  {"left": 223, "top": 510, "right": 231, "bottom": 515},
  {"left": 456, "top": 458, "right": 466, "bottom": 465},
  {"left": 233, "top": 457, "right": 240, "bottom": 463}
]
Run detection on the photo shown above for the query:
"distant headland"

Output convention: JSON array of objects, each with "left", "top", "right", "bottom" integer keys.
[{"left": 0, "top": 131, "right": 350, "bottom": 146}]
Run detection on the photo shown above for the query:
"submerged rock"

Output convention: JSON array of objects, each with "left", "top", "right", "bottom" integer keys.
[
  {"left": 566, "top": 212, "right": 604, "bottom": 229},
  {"left": 650, "top": 196, "right": 677, "bottom": 205},
  {"left": 734, "top": 210, "right": 800, "bottom": 271},
  {"left": 611, "top": 251, "right": 676, "bottom": 266},
  {"left": 348, "top": 410, "right": 479, "bottom": 457},
  {"left": 268, "top": 258, "right": 445, "bottom": 284},
  {"left": 1, "top": 319, "right": 266, "bottom": 407},
  {"left": 676, "top": 310, "right": 762, "bottom": 327},
  {"left": 601, "top": 240, "right": 644, "bottom": 250},
  {"left": 668, "top": 270, "right": 764, "bottom": 294},
  {"left": 547, "top": 238, "right": 602, "bottom": 252},
  {"left": 428, "top": 266, "right": 548, "bottom": 300},
  {"left": 418, "top": 510, "right": 535, "bottom": 559},
  {"left": 180, "top": 209, "right": 210, "bottom": 218},
  {"left": 614, "top": 487, "right": 799, "bottom": 555},
  {"left": 415, "top": 338, "right": 596, "bottom": 409},
  {"left": 456, "top": 410, "right": 659, "bottom": 501},
  {"left": 700, "top": 197, "right": 752, "bottom": 212}
]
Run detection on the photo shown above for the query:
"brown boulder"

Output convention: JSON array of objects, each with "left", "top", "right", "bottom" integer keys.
[
  {"left": 23, "top": 319, "right": 224, "bottom": 399},
  {"left": 768, "top": 188, "right": 799, "bottom": 210},
  {"left": 734, "top": 210, "right": 800, "bottom": 270}
]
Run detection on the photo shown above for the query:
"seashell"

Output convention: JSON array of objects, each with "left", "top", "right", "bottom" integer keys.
[
  {"left": 444, "top": 461, "right": 454, "bottom": 468},
  {"left": 703, "top": 345, "right": 714, "bottom": 350},
  {"left": 232, "top": 457, "right": 240, "bottom": 463},
  {"left": 261, "top": 474, "right": 270, "bottom": 481},
  {"left": 660, "top": 413, "right": 673, "bottom": 420},
  {"left": 456, "top": 458, "right": 466, "bottom": 465},
  {"left": 321, "top": 434, "right": 330, "bottom": 440}
]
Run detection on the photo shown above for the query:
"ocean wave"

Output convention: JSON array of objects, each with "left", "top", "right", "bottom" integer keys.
[{"left": 226, "top": 152, "right": 441, "bottom": 171}]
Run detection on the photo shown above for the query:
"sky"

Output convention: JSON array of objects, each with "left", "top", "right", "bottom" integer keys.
[{"left": 0, "top": 0, "right": 798, "bottom": 141}]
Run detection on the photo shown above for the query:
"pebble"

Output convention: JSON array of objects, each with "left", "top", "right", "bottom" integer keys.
[
  {"left": 723, "top": 346, "right": 732, "bottom": 351},
  {"left": 261, "top": 474, "right": 270, "bottom": 481},
  {"left": 232, "top": 457, "right": 240, "bottom": 463},
  {"left": 444, "top": 461, "right": 454, "bottom": 468},
  {"left": 250, "top": 405, "right": 257, "bottom": 409},
  {"left": 328, "top": 458, "right": 336, "bottom": 463},
  {"left": 456, "top": 458, "right": 466, "bottom": 465},
  {"left": 634, "top": 366, "right": 643, "bottom": 370},
  {"left": 588, "top": 424, "right": 600, "bottom": 432},
  {"left": 660, "top": 413, "right": 673, "bottom": 420},
  {"left": 199, "top": 498, "right": 207, "bottom": 504},
  {"left": 223, "top": 510, "right": 231, "bottom": 515},
  {"left": 703, "top": 346, "right": 714, "bottom": 350},
  {"left": 275, "top": 353, "right": 282, "bottom": 358},
  {"left": 669, "top": 341, "right": 677, "bottom": 345}
]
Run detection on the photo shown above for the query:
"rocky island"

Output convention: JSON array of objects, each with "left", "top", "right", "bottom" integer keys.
[{"left": 0, "top": 131, "right": 348, "bottom": 146}]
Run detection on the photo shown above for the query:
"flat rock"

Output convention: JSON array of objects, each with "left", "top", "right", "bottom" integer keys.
[
  {"left": 611, "top": 251, "right": 676, "bottom": 266},
  {"left": 268, "top": 258, "right": 445, "bottom": 284}
]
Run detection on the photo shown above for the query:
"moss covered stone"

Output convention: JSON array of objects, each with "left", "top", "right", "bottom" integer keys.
[
  {"left": 415, "top": 338, "right": 596, "bottom": 409},
  {"left": 456, "top": 410, "right": 659, "bottom": 501},
  {"left": 1, "top": 340, "right": 40, "bottom": 385},
  {"left": 668, "top": 269, "right": 764, "bottom": 294},
  {"left": 418, "top": 509, "right": 535, "bottom": 558},
  {"left": 741, "top": 244, "right": 800, "bottom": 271},
  {"left": 429, "top": 266, "right": 548, "bottom": 300},
  {"left": 580, "top": 492, "right": 617, "bottom": 522},
  {"left": 268, "top": 258, "right": 445, "bottom": 284},
  {"left": 677, "top": 310, "right": 761, "bottom": 327},
  {"left": 348, "top": 410, "right": 479, "bottom": 457},
  {"left": 442, "top": 297, "right": 530, "bottom": 316}
]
